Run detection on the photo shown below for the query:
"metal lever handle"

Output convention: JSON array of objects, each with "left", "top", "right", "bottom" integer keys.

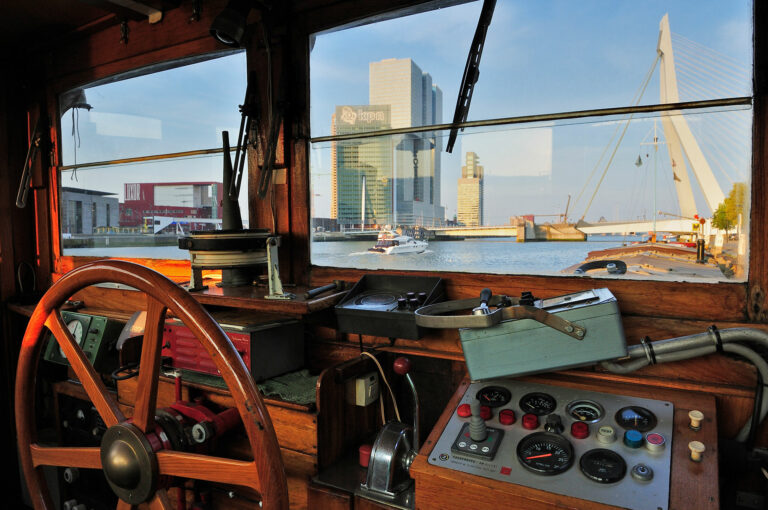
[{"left": 394, "top": 357, "right": 420, "bottom": 452}]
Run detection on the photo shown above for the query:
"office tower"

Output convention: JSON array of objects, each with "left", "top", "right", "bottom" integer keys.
[
  {"left": 457, "top": 152, "right": 484, "bottom": 226},
  {"left": 369, "top": 58, "right": 444, "bottom": 226},
  {"left": 331, "top": 105, "right": 393, "bottom": 228}
]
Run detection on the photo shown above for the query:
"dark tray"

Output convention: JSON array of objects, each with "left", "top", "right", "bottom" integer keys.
[{"left": 335, "top": 274, "right": 444, "bottom": 340}]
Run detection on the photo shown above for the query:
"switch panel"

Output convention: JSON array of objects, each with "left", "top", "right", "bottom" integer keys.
[{"left": 428, "top": 380, "right": 674, "bottom": 510}]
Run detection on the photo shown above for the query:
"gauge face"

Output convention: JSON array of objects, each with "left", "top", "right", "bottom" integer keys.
[
  {"left": 59, "top": 320, "right": 85, "bottom": 359},
  {"left": 517, "top": 432, "right": 574, "bottom": 475},
  {"left": 519, "top": 392, "right": 557, "bottom": 416},
  {"left": 580, "top": 448, "right": 627, "bottom": 483},
  {"left": 475, "top": 386, "right": 512, "bottom": 408},
  {"left": 614, "top": 406, "right": 657, "bottom": 432},
  {"left": 566, "top": 400, "right": 605, "bottom": 423}
]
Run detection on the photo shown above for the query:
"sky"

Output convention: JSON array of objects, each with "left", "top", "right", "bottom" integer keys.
[{"left": 309, "top": 0, "right": 753, "bottom": 224}]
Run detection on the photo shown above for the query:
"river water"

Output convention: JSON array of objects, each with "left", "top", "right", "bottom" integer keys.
[
  {"left": 65, "top": 235, "right": 643, "bottom": 276},
  {"left": 312, "top": 236, "right": 643, "bottom": 275}
]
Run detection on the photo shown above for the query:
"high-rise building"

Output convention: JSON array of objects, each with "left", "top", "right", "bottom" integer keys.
[
  {"left": 332, "top": 105, "right": 393, "bottom": 227},
  {"left": 457, "top": 152, "right": 484, "bottom": 226},
  {"left": 368, "top": 58, "right": 444, "bottom": 226}
]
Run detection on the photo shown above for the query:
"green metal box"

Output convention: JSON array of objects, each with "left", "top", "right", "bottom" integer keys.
[{"left": 459, "top": 288, "right": 626, "bottom": 380}]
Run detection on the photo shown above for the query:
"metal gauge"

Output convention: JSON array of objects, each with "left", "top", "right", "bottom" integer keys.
[
  {"left": 517, "top": 432, "right": 574, "bottom": 475},
  {"left": 614, "top": 406, "right": 657, "bottom": 432},
  {"left": 519, "top": 392, "right": 557, "bottom": 416},
  {"left": 566, "top": 400, "right": 604, "bottom": 423},
  {"left": 475, "top": 386, "right": 512, "bottom": 408},
  {"left": 59, "top": 320, "right": 85, "bottom": 359},
  {"left": 579, "top": 449, "right": 627, "bottom": 484}
]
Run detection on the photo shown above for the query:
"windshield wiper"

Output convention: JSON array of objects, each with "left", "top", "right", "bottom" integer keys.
[{"left": 446, "top": 0, "right": 497, "bottom": 153}]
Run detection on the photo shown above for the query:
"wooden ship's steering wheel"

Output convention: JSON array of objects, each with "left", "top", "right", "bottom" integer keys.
[{"left": 15, "top": 260, "right": 288, "bottom": 510}]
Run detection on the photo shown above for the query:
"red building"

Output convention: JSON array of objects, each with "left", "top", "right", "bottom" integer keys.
[{"left": 119, "top": 182, "right": 223, "bottom": 232}]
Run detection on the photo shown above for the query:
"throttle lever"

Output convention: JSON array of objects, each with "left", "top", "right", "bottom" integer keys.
[
  {"left": 394, "top": 357, "right": 420, "bottom": 451},
  {"left": 472, "top": 288, "right": 493, "bottom": 315}
]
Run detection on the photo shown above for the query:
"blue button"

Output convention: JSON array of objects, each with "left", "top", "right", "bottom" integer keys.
[{"left": 623, "top": 429, "right": 644, "bottom": 448}]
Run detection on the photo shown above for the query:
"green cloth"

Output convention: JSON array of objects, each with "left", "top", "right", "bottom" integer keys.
[{"left": 257, "top": 369, "right": 318, "bottom": 406}]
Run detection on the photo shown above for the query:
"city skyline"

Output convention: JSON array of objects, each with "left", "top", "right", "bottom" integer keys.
[
  {"left": 331, "top": 57, "right": 445, "bottom": 228},
  {"left": 310, "top": 1, "right": 752, "bottom": 226}
]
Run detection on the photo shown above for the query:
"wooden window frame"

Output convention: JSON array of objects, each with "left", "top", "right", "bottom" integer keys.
[{"left": 41, "top": 0, "right": 768, "bottom": 325}]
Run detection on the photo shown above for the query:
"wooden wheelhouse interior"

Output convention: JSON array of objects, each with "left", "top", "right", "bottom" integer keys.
[{"left": 2, "top": 0, "right": 768, "bottom": 508}]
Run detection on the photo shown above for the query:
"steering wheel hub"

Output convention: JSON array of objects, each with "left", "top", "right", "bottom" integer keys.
[{"left": 100, "top": 423, "right": 158, "bottom": 504}]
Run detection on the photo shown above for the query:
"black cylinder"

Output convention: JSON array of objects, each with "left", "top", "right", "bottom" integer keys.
[{"left": 696, "top": 239, "right": 706, "bottom": 263}]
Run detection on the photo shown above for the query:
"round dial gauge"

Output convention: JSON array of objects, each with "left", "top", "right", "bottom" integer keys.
[
  {"left": 59, "top": 320, "right": 85, "bottom": 359},
  {"left": 566, "top": 400, "right": 605, "bottom": 423},
  {"left": 579, "top": 448, "right": 627, "bottom": 483},
  {"left": 614, "top": 406, "right": 657, "bottom": 432},
  {"left": 475, "top": 386, "right": 511, "bottom": 408},
  {"left": 519, "top": 392, "right": 557, "bottom": 416},
  {"left": 517, "top": 432, "right": 574, "bottom": 475}
]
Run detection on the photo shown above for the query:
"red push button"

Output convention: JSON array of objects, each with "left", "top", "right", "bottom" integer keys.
[
  {"left": 480, "top": 406, "right": 492, "bottom": 420},
  {"left": 499, "top": 409, "right": 516, "bottom": 425},
  {"left": 457, "top": 404, "right": 471, "bottom": 417},
  {"left": 359, "top": 444, "right": 372, "bottom": 467},
  {"left": 522, "top": 413, "right": 539, "bottom": 430},
  {"left": 571, "top": 421, "right": 589, "bottom": 439}
]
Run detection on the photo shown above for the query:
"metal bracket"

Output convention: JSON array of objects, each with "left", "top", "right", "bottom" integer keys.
[{"left": 264, "top": 237, "right": 294, "bottom": 300}]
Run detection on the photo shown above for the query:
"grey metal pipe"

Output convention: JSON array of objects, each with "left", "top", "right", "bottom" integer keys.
[
  {"left": 601, "top": 328, "right": 768, "bottom": 442},
  {"left": 723, "top": 343, "right": 768, "bottom": 442},
  {"left": 625, "top": 327, "right": 768, "bottom": 361}
]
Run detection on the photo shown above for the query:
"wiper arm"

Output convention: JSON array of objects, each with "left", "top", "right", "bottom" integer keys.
[{"left": 446, "top": 0, "right": 497, "bottom": 153}]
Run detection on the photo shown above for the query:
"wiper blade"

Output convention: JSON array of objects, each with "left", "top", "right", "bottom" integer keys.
[{"left": 446, "top": 0, "right": 496, "bottom": 153}]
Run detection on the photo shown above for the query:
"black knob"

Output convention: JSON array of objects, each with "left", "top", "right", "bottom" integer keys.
[
  {"left": 397, "top": 298, "right": 407, "bottom": 310},
  {"left": 406, "top": 292, "right": 416, "bottom": 300},
  {"left": 408, "top": 298, "right": 419, "bottom": 310},
  {"left": 417, "top": 292, "right": 427, "bottom": 304},
  {"left": 544, "top": 414, "right": 564, "bottom": 434}
]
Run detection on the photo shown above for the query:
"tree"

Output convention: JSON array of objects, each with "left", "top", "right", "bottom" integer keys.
[
  {"left": 712, "top": 203, "right": 733, "bottom": 233},
  {"left": 711, "top": 182, "right": 748, "bottom": 234}
]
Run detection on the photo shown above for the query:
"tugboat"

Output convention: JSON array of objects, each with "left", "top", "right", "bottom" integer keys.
[{"left": 368, "top": 228, "right": 428, "bottom": 254}]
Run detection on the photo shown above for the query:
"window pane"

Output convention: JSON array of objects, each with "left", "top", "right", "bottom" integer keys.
[
  {"left": 310, "top": 1, "right": 752, "bottom": 137},
  {"left": 310, "top": 107, "right": 751, "bottom": 281},
  {"left": 60, "top": 153, "right": 248, "bottom": 260},
  {"left": 309, "top": 0, "right": 753, "bottom": 281},
  {"left": 60, "top": 52, "right": 246, "bottom": 165}
]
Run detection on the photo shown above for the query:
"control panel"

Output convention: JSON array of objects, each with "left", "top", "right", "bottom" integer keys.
[
  {"left": 427, "top": 380, "right": 674, "bottom": 510},
  {"left": 44, "top": 311, "right": 124, "bottom": 373}
]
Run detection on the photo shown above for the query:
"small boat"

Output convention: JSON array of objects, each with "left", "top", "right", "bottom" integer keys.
[{"left": 368, "top": 229, "right": 428, "bottom": 254}]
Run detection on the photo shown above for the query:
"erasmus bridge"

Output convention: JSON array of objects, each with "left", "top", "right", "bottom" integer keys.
[{"left": 433, "top": 14, "right": 751, "bottom": 239}]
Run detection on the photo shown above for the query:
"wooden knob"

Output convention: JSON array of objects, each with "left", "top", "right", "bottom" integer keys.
[
  {"left": 688, "top": 441, "right": 706, "bottom": 462},
  {"left": 688, "top": 410, "right": 704, "bottom": 430}
]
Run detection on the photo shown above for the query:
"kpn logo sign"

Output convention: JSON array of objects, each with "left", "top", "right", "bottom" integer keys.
[{"left": 338, "top": 106, "right": 389, "bottom": 126}]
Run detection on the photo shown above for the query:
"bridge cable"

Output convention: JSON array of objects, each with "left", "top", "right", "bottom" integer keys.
[
  {"left": 572, "top": 55, "right": 660, "bottom": 216},
  {"left": 578, "top": 54, "right": 660, "bottom": 221}
]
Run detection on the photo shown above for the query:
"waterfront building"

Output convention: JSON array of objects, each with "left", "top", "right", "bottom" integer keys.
[
  {"left": 457, "top": 152, "right": 484, "bottom": 226},
  {"left": 332, "top": 105, "right": 393, "bottom": 228},
  {"left": 369, "top": 58, "right": 445, "bottom": 226},
  {"left": 61, "top": 187, "right": 120, "bottom": 235}
]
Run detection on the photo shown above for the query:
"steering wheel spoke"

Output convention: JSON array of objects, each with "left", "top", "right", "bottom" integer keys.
[
  {"left": 30, "top": 444, "right": 101, "bottom": 469},
  {"left": 45, "top": 311, "right": 125, "bottom": 427},
  {"left": 132, "top": 297, "right": 167, "bottom": 433},
  {"left": 147, "top": 488, "right": 172, "bottom": 510},
  {"left": 156, "top": 451, "right": 261, "bottom": 492}
]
